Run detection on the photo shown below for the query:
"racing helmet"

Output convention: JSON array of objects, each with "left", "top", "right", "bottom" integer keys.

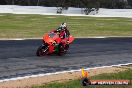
[{"left": 60, "top": 22, "right": 67, "bottom": 30}]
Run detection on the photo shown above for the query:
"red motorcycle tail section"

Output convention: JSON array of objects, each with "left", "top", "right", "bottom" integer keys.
[{"left": 69, "top": 36, "right": 74, "bottom": 44}]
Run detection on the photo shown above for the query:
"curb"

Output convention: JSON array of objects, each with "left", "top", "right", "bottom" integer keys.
[{"left": 0, "top": 63, "right": 132, "bottom": 83}]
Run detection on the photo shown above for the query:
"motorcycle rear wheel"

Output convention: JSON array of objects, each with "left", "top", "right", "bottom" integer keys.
[{"left": 58, "top": 44, "right": 67, "bottom": 56}]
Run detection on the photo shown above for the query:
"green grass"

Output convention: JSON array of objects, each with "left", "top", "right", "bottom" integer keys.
[
  {"left": 31, "top": 69, "right": 132, "bottom": 88},
  {"left": 0, "top": 14, "right": 132, "bottom": 38}
]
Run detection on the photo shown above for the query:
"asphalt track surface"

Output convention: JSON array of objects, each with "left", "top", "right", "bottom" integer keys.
[{"left": 0, "top": 38, "right": 132, "bottom": 80}]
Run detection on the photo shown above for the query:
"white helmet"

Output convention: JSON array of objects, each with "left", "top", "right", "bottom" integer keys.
[{"left": 60, "top": 22, "right": 67, "bottom": 28}]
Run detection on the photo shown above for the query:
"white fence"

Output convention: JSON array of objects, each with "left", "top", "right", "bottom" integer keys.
[
  {"left": 97, "top": 8, "right": 132, "bottom": 18},
  {"left": 0, "top": 5, "right": 132, "bottom": 17}
]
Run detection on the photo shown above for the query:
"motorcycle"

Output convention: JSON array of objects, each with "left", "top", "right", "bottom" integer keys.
[{"left": 36, "top": 31, "right": 74, "bottom": 56}]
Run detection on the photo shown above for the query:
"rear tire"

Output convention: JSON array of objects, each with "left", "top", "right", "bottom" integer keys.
[
  {"left": 58, "top": 44, "right": 67, "bottom": 56},
  {"left": 65, "top": 44, "right": 69, "bottom": 50}
]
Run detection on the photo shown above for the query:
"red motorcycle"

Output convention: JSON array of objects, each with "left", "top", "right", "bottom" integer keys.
[{"left": 36, "top": 30, "right": 74, "bottom": 56}]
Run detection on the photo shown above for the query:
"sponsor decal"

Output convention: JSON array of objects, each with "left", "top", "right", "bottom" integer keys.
[{"left": 81, "top": 68, "right": 130, "bottom": 86}]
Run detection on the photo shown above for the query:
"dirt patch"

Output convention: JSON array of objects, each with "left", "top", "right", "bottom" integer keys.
[
  {"left": 96, "top": 18, "right": 117, "bottom": 21},
  {"left": 45, "top": 17, "right": 56, "bottom": 18},
  {"left": 70, "top": 18, "right": 87, "bottom": 19},
  {"left": 0, "top": 15, "right": 4, "bottom": 16},
  {"left": 0, "top": 66, "right": 131, "bottom": 88}
]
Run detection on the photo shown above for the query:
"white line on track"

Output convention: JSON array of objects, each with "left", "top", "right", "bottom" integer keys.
[
  {"left": 1, "top": 36, "right": 132, "bottom": 40},
  {"left": 0, "top": 63, "right": 131, "bottom": 83},
  {"left": 0, "top": 38, "right": 41, "bottom": 40}
]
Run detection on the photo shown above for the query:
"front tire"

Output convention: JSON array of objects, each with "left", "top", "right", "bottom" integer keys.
[{"left": 36, "top": 44, "right": 48, "bottom": 56}]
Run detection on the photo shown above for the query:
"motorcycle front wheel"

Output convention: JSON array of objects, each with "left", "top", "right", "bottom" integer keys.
[{"left": 36, "top": 44, "right": 48, "bottom": 56}]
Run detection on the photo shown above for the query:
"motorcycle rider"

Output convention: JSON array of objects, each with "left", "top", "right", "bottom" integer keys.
[
  {"left": 53, "top": 22, "right": 70, "bottom": 50},
  {"left": 55, "top": 22, "right": 70, "bottom": 39}
]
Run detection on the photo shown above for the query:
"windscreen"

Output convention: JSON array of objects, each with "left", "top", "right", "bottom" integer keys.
[{"left": 48, "top": 33, "right": 58, "bottom": 38}]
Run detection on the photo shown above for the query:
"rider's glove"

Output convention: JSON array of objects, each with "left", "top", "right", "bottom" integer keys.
[{"left": 67, "top": 40, "right": 70, "bottom": 44}]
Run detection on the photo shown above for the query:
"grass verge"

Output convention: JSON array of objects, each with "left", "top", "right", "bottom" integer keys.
[
  {"left": 0, "top": 14, "right": 132, "bottom": 38},
  {"left": 32, "top": 69, "right": 132, "bottom": 88}
]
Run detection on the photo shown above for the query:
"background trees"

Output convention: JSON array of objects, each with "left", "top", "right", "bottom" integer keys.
[{"left": 0, "top": 0, "right": 131, "bottom": 9}]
